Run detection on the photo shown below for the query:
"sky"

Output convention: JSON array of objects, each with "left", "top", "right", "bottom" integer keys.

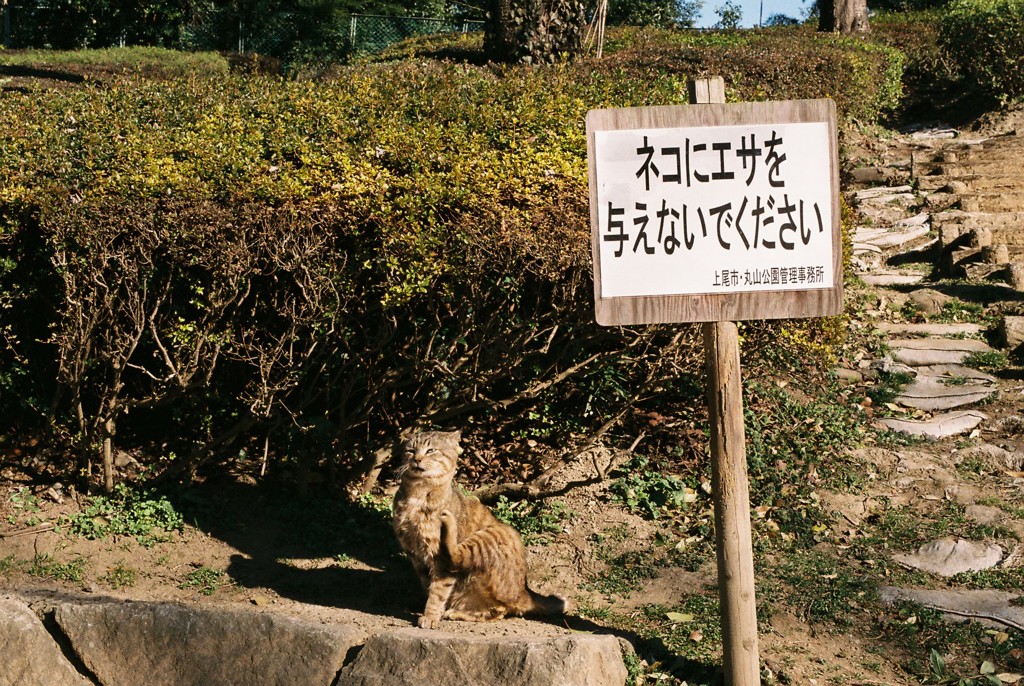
[{"left": 694, "top": 0, "right": 810, "bottom": 27}]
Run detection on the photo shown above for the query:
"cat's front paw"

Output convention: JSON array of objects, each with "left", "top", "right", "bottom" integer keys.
[
  {"left": 417, "top": 614, "right": 441, "bottom": 630},
  {"left": 439, "top": 510, "right": 455, "bottom": 528}
]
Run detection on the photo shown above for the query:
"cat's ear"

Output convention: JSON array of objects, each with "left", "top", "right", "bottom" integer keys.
[{"left": 448, "top": 430, "right": 464, "bottom": 454}]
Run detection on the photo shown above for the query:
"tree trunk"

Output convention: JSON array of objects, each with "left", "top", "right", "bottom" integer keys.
[
  {"left": 484, "top": 0, "right": 586, "bottom": 64},
  {"left": 818, "top": 0, "right": 869, "bottom": 34}
]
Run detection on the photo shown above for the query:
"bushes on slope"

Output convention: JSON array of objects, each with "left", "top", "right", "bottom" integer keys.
[{"left": 0, "top": 37, "right": 900, "bottom": 489}]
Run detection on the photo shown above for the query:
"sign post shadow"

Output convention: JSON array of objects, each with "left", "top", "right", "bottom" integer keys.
[{"left": 586, "top": 77, "right": 842, "bottom": 686}]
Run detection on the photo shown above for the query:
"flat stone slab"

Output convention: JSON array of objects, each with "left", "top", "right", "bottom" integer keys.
[
  {"left": 853, "top": 242, "right": 883, "bottom": 254},
  {"left": 861, "top": 224, "right": 931, "bottom": 249},
  {"left": 912, "top": 129, "right": 959, "bottom": 140},
  {"left": 916, "top": 364, "right": 998, "bottom": 382},
  {"left": 55, "top": 601, "right": 364, "bottom": 686},
  {"left": 880, "top": 587, "right": 1024, "bottom": 631},
  {"left": 893, "top": 537, "right": 1003, "bottom": 576},
  {"left": 854, "top": 185, "right": 914, "bottom": 201},
  {"left": 895, "top": 375, "right": 996, "bottom": 411},
  {"left": 890, "top": 337, "right": 995, "bottom": 366},
  {"left": 0, "top": 595, "right": 92, "bottom": 686},
  {"left": 895, "top": 212, "right": 931, "bottom": 228},
  {"left": 876, "top": 322, "right": 985, "bottom": 336},
  {"left": 859, "top": 271, "right": 926, "bottom": 286},
  {"left": 338, "top": 628, "right": 627, "bottom": 686},
  {"left": 878, "top": 409, "right": 987, "bottom": 440}
]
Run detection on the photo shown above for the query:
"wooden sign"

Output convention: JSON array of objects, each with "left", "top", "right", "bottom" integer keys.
[{"left": 587, "top": 98, "right": 841, "bottom": 326}]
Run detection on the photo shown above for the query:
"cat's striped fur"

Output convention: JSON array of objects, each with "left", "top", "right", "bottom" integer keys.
[{"left": 392, "top": 430, "right": 567, "bottom": 629}]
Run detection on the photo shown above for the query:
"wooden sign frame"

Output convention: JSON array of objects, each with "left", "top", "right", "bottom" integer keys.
[{"left": 587, "top": 98, "right": 841, "bottom": 327}]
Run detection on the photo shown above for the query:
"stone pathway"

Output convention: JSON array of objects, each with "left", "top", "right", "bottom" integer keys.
[
  {"left": 848, "top": 122, "right": 1024, "bottom": 441},
  {"left": 838, "top": 120, "right": 1024, "bottom": 622}
]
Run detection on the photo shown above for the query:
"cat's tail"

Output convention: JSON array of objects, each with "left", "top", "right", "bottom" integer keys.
[{"left": 521, "top": 587, "right": 571, "bottom": 616}]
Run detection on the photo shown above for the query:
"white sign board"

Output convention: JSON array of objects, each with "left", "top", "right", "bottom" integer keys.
[{"left": 587, "top": 100, "right": 841, "bottom": 326}]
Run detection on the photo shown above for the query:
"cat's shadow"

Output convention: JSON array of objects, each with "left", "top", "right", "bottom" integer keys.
[
  {"left": 169, "top": 477, "right": 419, "bottom": 621},
  {"left": 224, "top": 553, "right": 420, "bottom": 620}
]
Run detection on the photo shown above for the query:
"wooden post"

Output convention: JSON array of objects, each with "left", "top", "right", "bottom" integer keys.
[{"left": 691, "top": 76, "right": 761, "bottom": 686}]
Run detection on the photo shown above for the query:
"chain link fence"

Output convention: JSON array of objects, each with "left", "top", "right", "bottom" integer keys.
[
  {"left": 1, "top": 5, "right": 482, "bottom": 59},
  {"left": 347, "top": 14, "right": 483, "bottom": 54}
]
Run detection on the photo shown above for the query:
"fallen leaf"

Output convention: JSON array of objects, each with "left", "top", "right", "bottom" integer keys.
[
  {"left": 689, "top": 629, "right": 703, "bottom": 642},
  {"left": 666, "top": 612, "right": 694, "bottom": 623},
  {"left": 996, "top": 673, "right": 1023, "bottom": 684}
]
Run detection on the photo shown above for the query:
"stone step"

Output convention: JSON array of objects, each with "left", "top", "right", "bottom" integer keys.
[
  {"left": 859, "top": 271, "right": 927, "bottom": 287},
  {"left": 949, "top": 159, "right": 1024, "bottom": 175},
  {"left": 880, "top": 587, "right": 1024, "bottom": 631},
  {"left": 877, "top": 409, "right": 987, "bottom": 440},
  {"left": 934, "top": 211, "right": 1024, "bottom": 241},
  {"left": 908, "top": 128, "right": 960, "bottom": 140},
  {"left": 853, "top": 221, "right": 930, "bottom": 249},
  {"left": 889, "top": 337, "right": 994, "bottom": 366},
  {"left": 961, "top": 177, "right": 1024, "bottom": 192},
  {"left": 875, "top": 322, "right": 985, "bottom": 336},
  {"left": 894, "top": 375, "right": 996, "bottom": 411},
  {"left": 892, "top": 538, "right": 1004, "bottom": 576},
  {"left": 915, "top": 364, "right": 997, "bottom": 382},
  {"left": 887, "top": 237, "right": 940, "bottom": 266},
  {"left": 853, "top": 185, "right": 914, "bottom": 201},
  {"left": 960, "top": 194, "right": 1024, "bottom": 213},
  {"left": 919, "top": 175, "right": 1023, "bottom": 192}
]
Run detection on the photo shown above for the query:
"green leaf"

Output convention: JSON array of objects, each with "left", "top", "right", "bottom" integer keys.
[{"left": 930, "top": 649, "right": 948, "bottom": 679}]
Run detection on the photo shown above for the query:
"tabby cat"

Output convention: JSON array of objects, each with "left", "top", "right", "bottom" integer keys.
[{"left": 392, "top": 430, "right": 567, "bottom": 628}]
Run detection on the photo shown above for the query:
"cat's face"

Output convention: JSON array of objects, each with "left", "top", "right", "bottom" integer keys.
[{"left": 398, "top": 431, "right": 462, "bottom": 481}]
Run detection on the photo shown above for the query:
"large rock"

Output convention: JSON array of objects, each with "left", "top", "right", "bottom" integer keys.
[
  {"left": 906, "top": 289, "right": 954, "bottom": 316},
  {"left": 54, "top": 601, "right": 364, "bottom": 686},
  {"left": 999, "top": 315, "right": 1024, "bottom": 352},
  {"left": 338, "top": 628, "right": 628, "bottom": 686},
  {"left": 0, "top": 596, "right": 92, "bottom": 686}
]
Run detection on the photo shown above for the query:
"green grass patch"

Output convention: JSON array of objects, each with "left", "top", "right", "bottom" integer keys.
[
  {"left": 585, "top": 546, "right": 662, "bottom": 599},
  {"left": 964, "top": 350, "right": 1009, "bottom": 372},
  {"left": 6, "top": 486, "right": 42, "bottom": 527},
  {"left": 492, "top": 497, "right": 572, "bottom": 546},
  {"left": 61, "top": 484, "right": 183, "bottom": 546},
  {"left": 28, "top": 554, "right": 86, "bottom": 582},
  {"left": 775, "top": 550, "right": 875, "bottom": 629},
  {"left": 609, "top": 456, "right": 698, "bottom": 520},
  {"left": 0, "top": 554, "right": 22, "bottom": 577},
  {"left": 179, "top": 566, "right": 225, "bottom": 596},
  {"left": 100, "top": 561, "right": 138, "bottom": 589}
]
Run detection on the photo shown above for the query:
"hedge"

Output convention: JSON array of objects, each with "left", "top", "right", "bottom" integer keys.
[
  {"left": 941, "top": 0, "right": 1024, "bottom": 101},
  {"left": 0, "top": 32, "right": 901, "bottom": 490}
]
